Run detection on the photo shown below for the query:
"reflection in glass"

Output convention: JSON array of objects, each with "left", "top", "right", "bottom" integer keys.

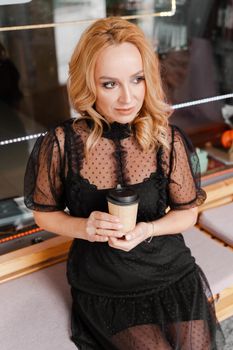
[
  {"left": 54, "top": 0, "right": 106, "bottom": 85},
  {"left": 0, "top": 0, "right": 172, "bottom": 28},
  {"left": 106, "top": 0, "right": 171, "bottom": 17},
  {"left": 0, "top": 42, "right": 29, "bottom": 199},
  {"left": 0, "top": 0, "right": 233, "bottom": 198}
]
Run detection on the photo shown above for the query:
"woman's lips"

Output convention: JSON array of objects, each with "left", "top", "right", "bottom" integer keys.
[{"left": 115, "top": 107, "right": 135, "bottom": 115}]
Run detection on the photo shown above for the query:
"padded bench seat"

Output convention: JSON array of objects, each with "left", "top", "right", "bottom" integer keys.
[
  {"left": 183, "top": 226, "right": 233, "bottom": 296},
  {"left": 1, "top": 227, "right": 233, "bottom": 349},
  {"left": 198, "top": 202, "right": 233, "bottom": 247},
  {"left": 0, "top": 262, "right": 76, "bottom": 350}
]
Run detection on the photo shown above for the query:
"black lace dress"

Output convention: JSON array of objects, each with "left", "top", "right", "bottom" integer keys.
[{"left": 24, "top": 119, "right": 225, "bottom": 350}]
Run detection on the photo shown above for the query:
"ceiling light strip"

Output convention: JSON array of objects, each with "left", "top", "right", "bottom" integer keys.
[
  {"left": 0, "top": 133, "right": 44, "bottom": 146},
  {"left": 173, "top": 93, "right": 233, "bottom": 109},
  {"left": 0, "top": 1, "right": 176, "bottom": 32}
]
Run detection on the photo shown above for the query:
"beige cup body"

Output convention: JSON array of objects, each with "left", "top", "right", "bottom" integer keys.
[{"left": 108, "top": 202, "right": 138, "bottom": 232}]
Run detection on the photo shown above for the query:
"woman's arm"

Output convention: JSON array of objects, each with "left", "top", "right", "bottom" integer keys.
[
  {"left": 33, "top": 210, "right": 87, "bottom": 239},
  {"left": 146, "top": 206, "right": 198, "bottom": 238},
  {"left": 33, "top": 210, "right": 124, "bottom": 242},
  {"left": 108, "top": 207, "right": 198, "bottom": 251}
]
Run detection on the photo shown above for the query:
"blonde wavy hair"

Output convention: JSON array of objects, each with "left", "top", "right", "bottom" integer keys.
[{"left": 68, "top": 17, "right": 172, "bottom": 153}]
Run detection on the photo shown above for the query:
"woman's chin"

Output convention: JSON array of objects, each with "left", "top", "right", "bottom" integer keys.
[{"left": 107, "top": 114, "right": 137, "bottom": 124}]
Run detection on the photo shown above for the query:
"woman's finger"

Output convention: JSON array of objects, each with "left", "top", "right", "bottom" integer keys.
[
  {"left": 108, "top": 223, "right": 150, "bottom": 251},
  {"left": 94, "top": 235, "right": 109, "bottom": 242},
  {"left": 86, "top": 231, "right": 109, "bottom": 242},
  {"left": 108, "top": 237, "right": 135, "bottom": 251},
  {"left": 90, "top": 211, "right": 120, "bottom": 223},
  {"left": 94, "top": 219, "right": 123, "bottom": 231},
  {"left": 125, "top": 222, "right": 148, "bottom": 241},
  {"left": 96, "top": 228, "right": 124, "bottom": 238}
]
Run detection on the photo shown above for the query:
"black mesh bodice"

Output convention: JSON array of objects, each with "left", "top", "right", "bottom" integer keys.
[{"left": 24, "top": 118, "right": 206, "bottom": 296}]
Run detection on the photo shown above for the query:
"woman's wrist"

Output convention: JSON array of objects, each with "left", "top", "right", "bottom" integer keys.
[
  {"left": 144, "top": 221, "right": 156, "bottom": 243},
  {"left": 148, "top": 221, "right": 156, "bottom": 237}
]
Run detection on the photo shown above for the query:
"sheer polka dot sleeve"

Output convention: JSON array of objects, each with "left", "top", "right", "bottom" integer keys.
[
  {"left": 24, "top": 127, "right": 66, "bottom": 211},
  {"left": 168, "top": 125, "right": 206, "bottom": 210}
]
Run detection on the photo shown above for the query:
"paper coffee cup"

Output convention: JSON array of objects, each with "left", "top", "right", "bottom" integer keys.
[{"left": 107, "top": 185, "right": 139, "bottom": 233}]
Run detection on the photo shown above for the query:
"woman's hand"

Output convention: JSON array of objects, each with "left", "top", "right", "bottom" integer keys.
[
  {"left": 85, "top": 211, "right": 124, "bottom": 242},
  {"left": 108, "top": 222, "right": 152, "bottom": 251}
]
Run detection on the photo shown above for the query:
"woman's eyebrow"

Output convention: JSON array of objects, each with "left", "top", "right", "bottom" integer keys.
[{"left": 99, "top": 70, "right": 144, "bottom": 80}]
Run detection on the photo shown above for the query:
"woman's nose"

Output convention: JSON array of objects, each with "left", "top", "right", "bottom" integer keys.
[{"left": 118, "top": 85, "right": 132, "bottom": 104}]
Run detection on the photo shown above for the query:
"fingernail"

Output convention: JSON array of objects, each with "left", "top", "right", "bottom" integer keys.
[{"left": 117, "top": 233, "right": 124, "bottom": 238}]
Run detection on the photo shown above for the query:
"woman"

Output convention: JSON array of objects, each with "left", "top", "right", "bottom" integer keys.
[{"left": 24, "top": 17, "right": 224, "bottom": 349}]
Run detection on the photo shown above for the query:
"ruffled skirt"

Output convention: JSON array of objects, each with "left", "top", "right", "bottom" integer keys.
[{"left": 70, "top": 267, "right": 225, "bottom": 350}]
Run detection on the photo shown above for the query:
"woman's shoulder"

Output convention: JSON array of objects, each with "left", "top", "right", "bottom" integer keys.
[
  {"left": 162, "top": 124, "right": 190, "bottom": 158},
  {"left": 45, "top": 117, "right": 89, "bottom": 139},
  {"left": 167, "top": 123, "right": 196, "bottom": 156},
  {"left": 167, "top": 123, "right": 189, "bottom": 144}
]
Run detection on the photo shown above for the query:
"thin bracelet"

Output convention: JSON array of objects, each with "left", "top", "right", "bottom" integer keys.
[{"left": 145, "top": 222, "right": 155, "bottom": 243}]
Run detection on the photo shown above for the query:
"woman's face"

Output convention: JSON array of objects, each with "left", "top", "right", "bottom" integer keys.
[{"left": 94, "top": 42, "right": 145, "bottom": 124}]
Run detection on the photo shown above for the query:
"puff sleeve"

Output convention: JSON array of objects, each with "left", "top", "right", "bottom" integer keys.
[
  {"left": 24, "top": 127, "right": 66, "bottom": 211},
  {"left": 167, "top": 125, "right": 206, "bottom": 210}
]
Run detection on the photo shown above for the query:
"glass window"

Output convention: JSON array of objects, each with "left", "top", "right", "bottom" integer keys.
[{"left": 1, "top": 0, "right": 233, "bottom": 251}]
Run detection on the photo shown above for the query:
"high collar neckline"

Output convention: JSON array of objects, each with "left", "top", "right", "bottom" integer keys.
[{"left": 86, "top": 119, "right": 133, "bottom": 140}]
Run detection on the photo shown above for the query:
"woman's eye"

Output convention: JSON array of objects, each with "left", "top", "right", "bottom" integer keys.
[
  {"left": 102, "top": 81, "right": 116, "bottom": 89},
  {"left": 132, "top": 76, "right": 145, "bottom": 84}
]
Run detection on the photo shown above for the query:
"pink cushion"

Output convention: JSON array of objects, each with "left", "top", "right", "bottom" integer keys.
[
  {"left": 198, "top": 202, "right": 233, "bottom": 246},
  {"left": 0, "top": 263, "right": 76, "bottom": 350},
  {"left": 183, "top": 226, "right": 233, "bottom": 295}
]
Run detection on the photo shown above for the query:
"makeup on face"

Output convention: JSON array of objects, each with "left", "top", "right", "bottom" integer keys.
[{"left": 94, "top": 42, "right": 145, "bottom": 124}]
